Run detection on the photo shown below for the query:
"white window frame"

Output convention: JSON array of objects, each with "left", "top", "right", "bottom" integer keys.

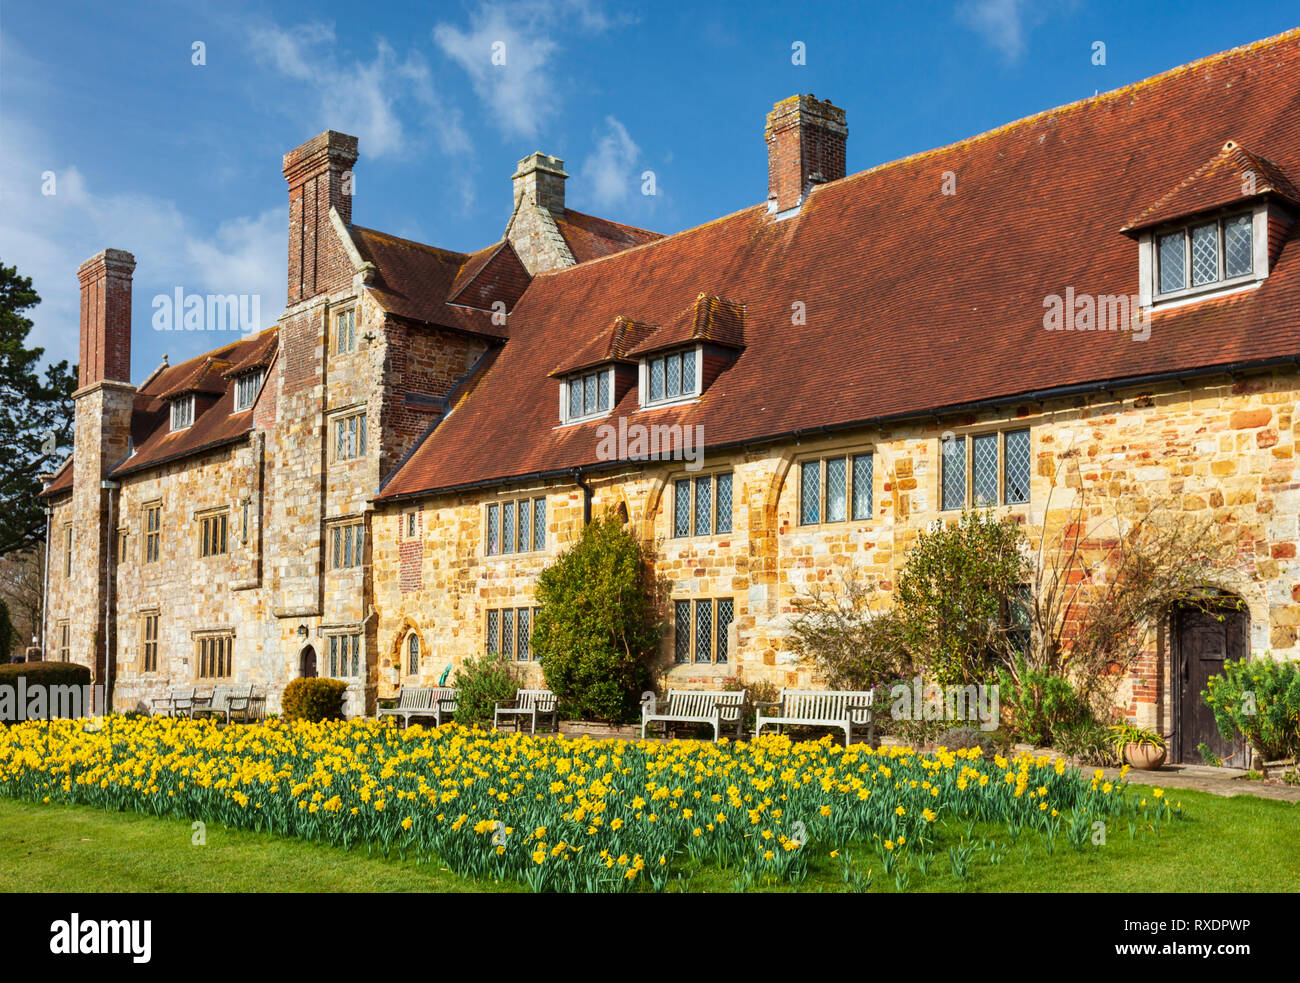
[
  {"left": 560, "top": 367, "right": 615, "bottom": 425},
  {"left": 638, "top": 344, "right": 703, "bottom": 409},
  {"left": 170, "top": 395, "right": 195, "bottom": 431},
  {"left": 1139, "top": 204, "right": 1269, "bottom": 308},
  {"left": 234, "top": 370, "right": 264, "bottom": 412}
]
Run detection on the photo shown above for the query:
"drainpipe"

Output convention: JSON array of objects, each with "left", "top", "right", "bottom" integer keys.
[
  {"left": 40, "top": 504, "right": 51, "bottom": 660},
  {"left": 102, "top": 480, "right": 119, "bottom": 714},
  {"left": 571, "top": 468, "right": 593, "bottom": 525}
]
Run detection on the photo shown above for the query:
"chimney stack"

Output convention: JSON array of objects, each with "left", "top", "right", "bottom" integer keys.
[
  {"left": 282, "top": 130, "right": 359, "bottom": 306},
  {"left": 765, "top": 95, "right": 848, "bottom": 214},
  {"left": 77, "top": 249, "right": 135, "bottom": 389},
  {"left": 512, "top": 152, "right": 568, "bottom": 216}
]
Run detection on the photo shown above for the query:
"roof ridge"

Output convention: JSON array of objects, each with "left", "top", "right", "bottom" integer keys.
[
  {"left": 350, "top": 224, "right": 473, "bottom": 261},
  {"left": 533, "top": 27, "right": 1300, "bottom": 280}
]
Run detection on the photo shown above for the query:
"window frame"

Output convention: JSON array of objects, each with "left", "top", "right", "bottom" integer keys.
[
  {"left": 671, "top": 470, "right": 734, "bottom": 538},
  {"left": 485, "top": 496, "right": 547, "bottom": 557},
  {"left": 671, "top": 596, "right": 735, "bottom": 665},
  {"left": 1143, "top": 206, "right": 1267, "bottom": 307},
  {"left": 233, "top": 369, "right": 265, "bottom": 412},
  {"left": 329, "top": 519, "right": 366, "bottom": 570},
  {"left": 335, "top": 307, "right": 357, "bottom": 355},
  {"left": 796, "top": 451, "right": 875, "bottom": 527},
  {"left": 561, "top": 367, "right": 615, "bottom": 424},
  {"left": 57, "top": 621, "right": 70, "bottom": 662},
  {"left": 331, "top": 409, "right": 368, "bottom": 463},
  {"left": 940, "top": 428, "right": 1032, "bottom": 511},
  {"left": 639, "top": 345, "right": 703, "bottom": 409},
  {"left": 143, "top": 502, "right": 162, "bottom": 564},
  {"left": 63, "top": 523, "right": 73, "bottom": 577},
  {"left": 195, "top": 633, "right": 233, "bottom": 680},
  {"left": 485, "top": 606, "right": 538, "bottom": 661},
  {"left": 327, "top": 631, "right": 363, "bottom": 678},
  {"left": 170, "top": 395, "right": 195, "bottom": 431},
  {"left": 197, "top": 510, "right": 229, "bottom": 558},
  {"left": 140, "top": 611, "right": 160, "bottom": 674},
  {"left": 406, "top": 632, "right": 420, "bottom": 676}
]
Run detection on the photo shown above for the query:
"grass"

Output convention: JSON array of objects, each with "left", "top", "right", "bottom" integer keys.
[{"left": 1, "top": 784, "right": 1294, "bottom": 893}]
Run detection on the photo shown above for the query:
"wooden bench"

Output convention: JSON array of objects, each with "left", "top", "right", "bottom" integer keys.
[
  {"left": 191, "top": 684, "right": 265, "bottom": 724},
  {"left": 377, "top": 686, "right": 458, "bottom": 727},
  {"left": 494, "top": 689, "right": 559, "bottom": 734},
  {"left": 150, "top": 687, "right": 196, "bottom": 718},
  {"left": 753, "top": 689, "right": 876, "bottom": 745},
  {"left": 641, "top": 689, "right": 747, "bottom": 742}
]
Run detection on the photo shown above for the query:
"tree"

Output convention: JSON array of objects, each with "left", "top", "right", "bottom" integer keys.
[
  {"left": 533, "top": 513, "right": 665, "bottom": 723},
  {"left": 893, "top": 510, "right": 1031, "bottom": 685},
  {"left": 0, "top": 550, "right": 43, "bottom": 653},
  {"left": 788, "top": 570, "right": 912, "bottom": 690},
  {"left": 0, "top": 261, "right": 78, "bottom": 556}
]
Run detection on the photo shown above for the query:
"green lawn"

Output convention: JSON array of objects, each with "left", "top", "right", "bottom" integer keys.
[{"left": 1, "top": 785, "right": 1294, "bottom": 892}]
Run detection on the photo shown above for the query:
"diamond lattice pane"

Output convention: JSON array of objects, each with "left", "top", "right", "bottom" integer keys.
[
  {"left": 650, "top": 358, "right": 665, "bottom": 401},
  {"left": 682, "top": 349, "right": 697, "bottom": 395},
  {"left": 800, "top": 461, "right": 821, "bottom": 524},
  {"left": 715, "top": 473, "right": 733, "bottom": 533},
  {"left": 674, "top": 601, "right": 691, "bottom": 662},
  {"left": 941, "top": 438, "right": 966, "bottom": 511},
  {"left": 1191, "top": 222, "right": 1219, "bottom": 286},
  {"left": 695, "top": 599, "right": 713, "bottom": 663},
  {"left": 1224, "top": 214, "right": 1252, "bottom": 277},
  {"left": 666, "top": 353, "right": 681, "bottom": 398},
  {"left": 716, "top": 598, "right": 733, "bottom": 664},
  {"left": 502, "top": 609, "right": 514, "bottom": 657},
  {"left": 486, "top": 609, "right": 499, "bottom": 653},
  {"left": 517, "top": 608, "right": 530, "bottom": 661},
  {"left": 695, "top": 475, "right": 712, "bottom": 536},
  {"left": 486, "top": 504, "right": 499, "bottom": 554},
  {"left": 1158, "top": 232, "right": 1186, "bottom": 293},
  {"left": 852, "top": 454, "right": 873, "bottom": 520},
  {"left": 972, "top": 433, "right": 998, "bottom": 506},
  {"left": 533, "top": 499, "right": 546, "bottom": 551},
  {"left": 1004, "top": 429, "right": 1031, "bottom": 504},
  {"left": 502, "top": 501, "right": 515, "bottom": 553},
  {"left": 597, "top": 370, "right": 611, "bottom": 410},
  {"left": 826, "top": 458, "right": 847, "bottom": 522},
  {"left": 517, "top": 501, "right": 530, "bottom": 553},
  {"left": 584, "top": 374, "right": 597, "bottom": 414},
  {"left": 569, "top": 379, "right": 582, "bottom": 419},
  {"left": 674, "top": 479, "right": 691, "bottom": 537}
]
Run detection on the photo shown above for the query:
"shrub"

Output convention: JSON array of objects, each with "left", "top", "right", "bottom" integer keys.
[
  {"left": 788, "top": 572, "right": 911, "bottom": 690},
  {"left": 280, "top": 677, "right": 348, "bottom": 722},
  {"left": 534, "top": 514, "right": 665, "bottom": 723},
  {"left": 1051, "top": 719, "right": 1112, "bottom": 765},
  {"left": 997, "top": 657, "right": 1089, "bottom": 746},
  {"left": 1203, "top": 656, "right": 1300, "bottom": 762},
  {"left": 936, "top": 725, "right": 998, "bottom": 756},
  {"left": 722, "top": 677, "right": 780, "bottom": 733},
  {"left": 453, "top": 652, "right": 520, "bottom": 726},
  {"left": 0, "top": 661, "right": 93, "bottom": 721}
]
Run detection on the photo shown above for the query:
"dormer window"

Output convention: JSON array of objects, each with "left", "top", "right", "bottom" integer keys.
[
  {"left": 234, "top": 370, "right": 264, "bottom": 412},
  {"left": 643, "top": 346, "right": 700, "bottom": 406},
  {"left": 170, "top": 395, "right": 194, "bottom": 431},
  {"left": 1156, "top": 212, "right": 1254, "bottom": 297},
  {"left": 562, "top": 368, "right": 613, "bottom": 423}
]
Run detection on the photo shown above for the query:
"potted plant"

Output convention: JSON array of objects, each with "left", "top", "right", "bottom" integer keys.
[{"left": 1107, "top": 723, "right": 1167, "bottom": 770}]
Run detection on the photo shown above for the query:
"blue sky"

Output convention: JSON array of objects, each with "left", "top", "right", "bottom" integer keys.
[{"left": 2, "top": 0, "right": 1296, "bottom": 378}]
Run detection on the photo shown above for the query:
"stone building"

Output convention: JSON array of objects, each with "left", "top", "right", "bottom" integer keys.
[{"left": 42, "top": 29, "right": 1300, "bottom": 763}]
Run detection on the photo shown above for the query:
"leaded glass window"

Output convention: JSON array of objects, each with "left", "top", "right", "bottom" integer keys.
[
  {"left": 674, "top": 600, "right": 691, "bottom": 663},
  {"left": 1158, "top": 231, "right": 1186, "bottom": 294},
  {"left": 502, "top": 501, "right": 515, "bottom": 554},
  {"left": 1190, "top": 222, "right": 1218, "bottom": 286},
  {"left": 650, "top": 358, "right": 665, "bottom": 401},
  {"left": 408, "top": 633, "right": 419, "bottom": 675},
  {"left": 941, "top": 436, "right": 966, "bottom": 511},
  {"left": 673, "top": 479, "right": 691, "bottom": 537},
  {"left": 502, "top": 609, "right": 514, "bottom": 658},
  {"left": 517, "top": 501, "right": 530, "bottom": 554},
  {"left": 826, "top": 457, "right": 847, "bottom": 523},
  {"left": 486, "top": 504, "right": 500, "bottom": 555},
  {"left": 694, "top": 475, "right": 712, "bottom": 536},
  {"left": 716, "top": 473, "right": 733, "bottom": 533},
  {"left": 1224, "top": 214, "right": 1252, "bottom": 278},
  {"left": 716, "top": 598, "right": 733, "bottom": 664},
  {"left": 645, "top": 349, "right": 700, "bottom": 405},
  {"left": 1004, "top": 429, "right": 1031, "bottom": 504},
  {"left": 569, "top": 379, "right": 582, "bottom": 419},
  {"left": 694, "top": 599, "right": 713, "bottom": 664},
  {"left": 682, "top": 349, "right": 696, "bottom": 391},
  {"left": 486, "top": 609, "right": 499, "bottom": 653},
  {"left": 851, "top": 454, "right": 873, "bottom": 521},
  {"left": 800, "top": 460, "right": 821, "bottom": 525},
  {"left": 517, "top": 608, "right": 530, "bottom": 661},
  {"left": 972, "top": 433, "right": 999, "bottom": 507},
  {"left": 533, "top": 498, "right": 547, "bottom": 551},
  {"left": 665, "top": 353, "right": 681, "bottom": 398}
]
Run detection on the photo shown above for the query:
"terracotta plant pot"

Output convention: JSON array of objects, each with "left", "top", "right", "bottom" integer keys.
[{"left": 1124, "top": 743, "right": 1167, "bottom": 770}]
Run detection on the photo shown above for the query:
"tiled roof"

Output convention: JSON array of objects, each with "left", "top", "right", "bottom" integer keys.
[
  {"left": 553, "top": 209, "right": 663, "bottom": 262},
  {"left": 376, "top": 28, "right": 1300, "bottom": 501},
  {"left": 550, "top": 316, "right": 659, "bottom": 376},
  {"left": 39, "top": 457, "right": 73, "bottom": 498},
  {"left": 110, "top": 330, "right": 278, "bottom": 478},
  {"left": 623, "top": 293, "right": 746, "bottom": 357},
  {"left": 1124, "top": 141, "right": 1300, "bottom": 233}
]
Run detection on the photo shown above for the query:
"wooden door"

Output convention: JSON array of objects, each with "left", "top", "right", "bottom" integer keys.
[
  {"left": 1175, "top": 606, "right": 1245, "bottom": 765},
  {"left": 300, "top": 645, "right": 318, "bottom": 679}
]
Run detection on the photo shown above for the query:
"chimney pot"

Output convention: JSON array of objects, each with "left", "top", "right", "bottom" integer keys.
[{"left": 765, "top": 94, "right": 848, "bottom": 214}]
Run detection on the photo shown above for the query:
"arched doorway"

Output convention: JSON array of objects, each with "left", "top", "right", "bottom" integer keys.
[
  {"left": 300, "top": 644, "right": 318, "bottom": 678},
  {"left": 1172, "top": 598, "right": 1247, "bottom": 766}
]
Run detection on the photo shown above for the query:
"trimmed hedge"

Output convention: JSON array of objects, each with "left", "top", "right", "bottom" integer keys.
[
  {"left": 0, "top": 661, "right": 93, "bottom": 722},
  {"left": 280, "top": 677, "right": 348, "bottom": 723}
]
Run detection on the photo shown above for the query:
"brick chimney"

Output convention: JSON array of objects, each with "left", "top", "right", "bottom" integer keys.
[
  {"left": 77, "top": 249, "right": 135, "bottom": 389},
  {"left": 282, "top": 130, "right": 359, "bottom": 306},
  {"left": 765, "top": 95, "right": 848, "bottom": 214},
  {"left": 512, "top": 152, "right": 568, "bottom": 216}
]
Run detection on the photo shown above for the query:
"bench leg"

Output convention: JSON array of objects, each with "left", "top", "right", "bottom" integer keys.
[{"left": 843, "top": 723, "right": 852, "bottom": 747}]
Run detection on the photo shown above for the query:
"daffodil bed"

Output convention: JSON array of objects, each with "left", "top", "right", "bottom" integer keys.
[{"left": 0, "top": 716, "right": 1183, "bottom": 892}]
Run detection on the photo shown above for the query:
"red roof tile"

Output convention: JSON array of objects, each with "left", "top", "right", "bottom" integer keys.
[
  {"left": 377, "top": 28, "right": 1300, "bottom": 501},
  {"left": 550, "top": 316, "right": 659, "bottom": 376},
  {"left": 553, "top": 209, "right": 663, "bottom": 263},
  {"left": 1124, "top": 141, "right": 1300, "bottom": 232},
  {"left": 623, "top": 293, "right": 746, "bottom": 357}
]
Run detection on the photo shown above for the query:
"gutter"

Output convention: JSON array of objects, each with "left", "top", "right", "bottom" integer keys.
[
  {"left": 371, "top": 353, "right": 1300, "bottom": 505},
  {"left": 572, "top": 468, "right": 593, "bottom": 525}
]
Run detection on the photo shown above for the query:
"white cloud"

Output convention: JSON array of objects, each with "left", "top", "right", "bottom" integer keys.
[
  {"left": 958, "top": 0, "right": 1035, "bottom": 62},
  {"left": 434, "top": 1, "right": 629, "bottom": 140},
  {"left": 250, "top": 21, "right": 468, "bottom": 158},
  {"left": 577, "top": 117, "right": 641, "bottom": 210}
]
